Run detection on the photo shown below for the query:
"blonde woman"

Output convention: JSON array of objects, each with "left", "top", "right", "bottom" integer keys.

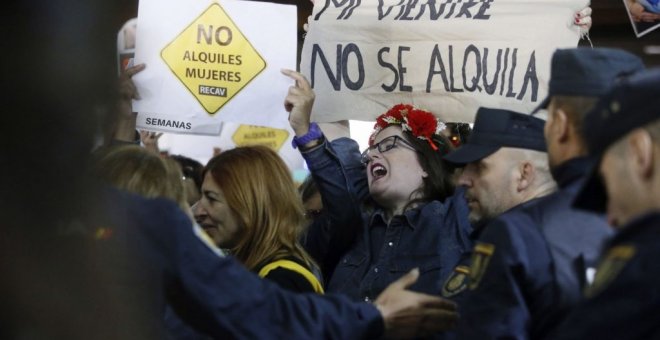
[
  {"left": 93, "top": 145, "right": 192, "bottom": 218},
  {"left": 196, "top": 145, "right": 323, "bottom": 293}
]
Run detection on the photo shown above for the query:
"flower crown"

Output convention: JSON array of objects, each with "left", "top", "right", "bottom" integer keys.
[{"left": 369, "top": 104, "right": 447, "bottom": 151}]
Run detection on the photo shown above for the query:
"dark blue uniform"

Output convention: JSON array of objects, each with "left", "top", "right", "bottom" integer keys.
[
  {"left": 93, "top": 188, "right": 383, "bottom": 339},
  {"left": 457, "top": 158, "right": 613, "bottom": 339},
  {"left": 553, "top": 212, "right": 660, "bottom": 339}
]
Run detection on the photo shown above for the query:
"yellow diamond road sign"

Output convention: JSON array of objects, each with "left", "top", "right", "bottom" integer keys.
[
  {"left": 161, "top": 3, "right": 266, "bottom": 114},
  {"left": 232, "top": 125, "right": 290, "bottom": 151}
]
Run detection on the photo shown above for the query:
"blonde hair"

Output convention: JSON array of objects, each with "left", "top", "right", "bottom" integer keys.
[
  {"left": 93, "top": 145, "right": 187, "bottom": 210},
  {"left": 204, "top": 146, "right": 317, "bottom": 272}
]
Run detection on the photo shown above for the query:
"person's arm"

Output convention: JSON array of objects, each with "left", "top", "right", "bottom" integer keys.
[
  {"left": 135, "top": 196, "right": 457, "bottom": 339},
  {"left": 282, "top": 69, "right": 368, "bottom": 275},
  {"left": 110, "top": 64, "right": 145, "bottom": 144}
]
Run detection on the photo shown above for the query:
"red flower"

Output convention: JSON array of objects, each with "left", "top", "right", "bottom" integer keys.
[
  {"left": 370, "top": 104, "right": 439, "bottom": 149},
  {"left": 405, "top": 109, "right": 437, "bottom": 139}
]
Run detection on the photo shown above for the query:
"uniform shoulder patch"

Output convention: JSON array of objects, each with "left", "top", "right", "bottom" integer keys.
[
  {"left": 442, "top": 265, "right": 470, "bottom": 297},
  {"left": 586, "top": 244, "right": 636, "bottom": 297},
  {"left": 468, "top": 242, "right": 495, "bottom": 290}
]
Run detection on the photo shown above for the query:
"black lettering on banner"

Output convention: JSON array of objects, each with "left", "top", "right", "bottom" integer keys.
[
  {"left": 184, "top": 68, "right": 242, "bottom": 82},
  {"left": 145, "top": 118, "right": 192, "bottom": 130},
  {"left": 315, "top": 0, "right": 361, "bottom": 20},
  {"left": 448, "top": 45, "right": 463, "bottom": 92},
  {"left": 380, "top": 0, "right": 493, "bottom": 21},
  {"left": 426, "top": 44, "right": 450, "bottom": 92},
  {"left": 378, "top": 47, "right": 398, "bottom": 92},
  {"left": 341, "top": 43, "right": 365, "bottom": 90},
  {"left": 444, "top": 0, "right": 458, "bottom": 19},
  {"left": 482, "top": 48, "right": 502, "bottom": 95},
  {"left": 415, "top": 0, "right": 449, "bottom": 20},
  {"left": 196, "top": 25, "right": 232, "bottom": 46},
  {"left": 456, "top": 0, "right": 479, "bottom": 19},
  {"left": 378, "top": 0, "right": 404, "bottom": 20},
  {"left": 475, "top": 0, "right": 494, "bottom": 19},
  {"left": 423, "top": 44, "right": 538, "bottom": 102},
  {"left": 311, "top": 44, "right": 364, "bottom": 91},
  {"left": 181, "top": 51, "right": 242, "bottom": 65},
  {"left": 506, "top": 48, "right": 518, "bottom": 98},
  {"left": 500, "top": 48, "right": 510, "bottom": 96},
  {"left": 397, "top": 46, "right": 412, "bottom": 92},
  {"left": 398, "top": 0, "right": 419, "bottom": 20},
  {"left": 462, "top": 44, "right": 482, "bottom": 92},
  {"left": 517, "top": 51, "right": 538, "bottom": 101},
  {"left": 311, "top": 44, "right": 342, "bottom": 90}
]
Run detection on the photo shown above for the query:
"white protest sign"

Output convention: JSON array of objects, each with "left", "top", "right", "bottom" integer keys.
[
  {"left": 133, "top": 0, "right": 297, "bottom": 135},
  {"left": 301, "top": 0, "right": 587, "bottom": 123}
]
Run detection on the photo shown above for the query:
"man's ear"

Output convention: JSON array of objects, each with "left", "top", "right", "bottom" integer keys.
[
  {"left": 516, "top": 161, "right": 535, "bottom": 192},
  {"left": 629, "top": 129, "right": 654, "bottom": 180},
  {"left": 553, "top": 109, "right": 570, "bottom": 143}
]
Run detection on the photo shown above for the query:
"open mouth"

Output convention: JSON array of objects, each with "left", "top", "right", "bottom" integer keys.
[{"left": 370, "top": 163, "right": 388, "bottom": 180}]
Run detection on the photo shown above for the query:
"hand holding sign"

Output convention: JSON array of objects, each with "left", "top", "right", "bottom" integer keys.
[
  {"left": 118, "top": 63, "right": 146, "bottom": 118},
  {"left": 282, "top": 69, "right": 315, "bottom": 137}
]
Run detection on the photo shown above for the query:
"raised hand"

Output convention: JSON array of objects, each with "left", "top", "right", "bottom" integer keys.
[
  {"left": 575, "top": 6, "right": 593, "bottom": 33},
  {"left": 118, "top": 63, "right": 146, "bottom": 119},
  {"left": 281, "top": 69, "right": 315, "bottom": 137},
  {"left": 139, "top": 130, "right": 163, "bottom": 154}
]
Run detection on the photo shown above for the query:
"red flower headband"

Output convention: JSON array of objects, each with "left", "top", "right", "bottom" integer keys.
[{"left": 369, "top": 104, "right": 447, "bottom": 151}]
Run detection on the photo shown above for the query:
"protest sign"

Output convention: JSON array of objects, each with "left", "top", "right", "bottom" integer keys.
[
  {"left": 133, "top": 0, "right": 297, "bottom": 135},
  {"left": 158, "top": 123, "right": 305, "bottom": 174},
  {"left": 301, "top": 0, "right": 587, "bottom": 123},
  {"left": 623, "top": 0, "right": 660, "bottom": 37}
]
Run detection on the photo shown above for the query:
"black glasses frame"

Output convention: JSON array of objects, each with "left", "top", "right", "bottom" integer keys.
[{"left": 361, "top": 135, "right": 417, "bottom": 164}]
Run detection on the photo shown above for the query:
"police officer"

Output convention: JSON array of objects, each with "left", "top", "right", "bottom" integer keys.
[
  {"left": 441, "top": 48, "right": 644, "bottom": 339},
  {"left": 442, "top": 108, "right": 556, "bottom": 339},
  {"left": 553, "top": 69, "right": 660, "bottom": 339},
  {"left": 534, "top": 47, "right": 644, "bottom": 326}
]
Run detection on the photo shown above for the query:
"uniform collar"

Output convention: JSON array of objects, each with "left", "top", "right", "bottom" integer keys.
[
  {"left": 551, "top": 156, "right": 594, "bottom": 188},
  {"left": 609, "top": 211, "right": 660, "bottom": 245}
]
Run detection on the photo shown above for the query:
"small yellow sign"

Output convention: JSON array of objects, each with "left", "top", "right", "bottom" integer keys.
[
  {"left": 161, "top": 3, "right": 266, "bottom": 114},
  {"left": 232, "top": 125, "right": 290, "bottom": 151}
]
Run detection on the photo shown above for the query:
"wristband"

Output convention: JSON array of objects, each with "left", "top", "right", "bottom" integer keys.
[{"left": 292, "top": 122, "right": 323, "bottom": 149}]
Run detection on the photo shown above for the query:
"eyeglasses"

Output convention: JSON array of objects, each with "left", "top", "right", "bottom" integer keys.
[{"left": 361, "top": 135, "right": 416, "bottom": 164}]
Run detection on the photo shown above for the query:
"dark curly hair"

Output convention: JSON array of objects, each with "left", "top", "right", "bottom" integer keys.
[{"left": 401, "top": 131, "right": 456, "bottom": 208}]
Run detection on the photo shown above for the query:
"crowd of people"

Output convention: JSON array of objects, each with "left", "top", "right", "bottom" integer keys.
[{"left": 3, "top": 2, "right": 660, "bottom": 339}]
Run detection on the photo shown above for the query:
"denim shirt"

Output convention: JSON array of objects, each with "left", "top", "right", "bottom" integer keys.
[{"left": 301, "top": 137, "right": 473, "bottom": 301}]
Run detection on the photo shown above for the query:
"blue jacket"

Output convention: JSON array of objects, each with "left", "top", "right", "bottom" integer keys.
[
  {"left": 457, "top": 157, "right": 613, "bottom": 340},
  {"left": 93, "top": 188, "right": 383, "bottom": 339},
  {"left": 553, "top": 212, "right": 660, "bottom": 340},
  {"left": 301, "top": 137, "right": 473, "bottom": 302}
]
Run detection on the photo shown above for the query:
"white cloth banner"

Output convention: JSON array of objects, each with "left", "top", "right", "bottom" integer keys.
[
  {"left": 133, "top": 0, "right": 297, "bottom": 135},
  {"left": 301, "top": 0, "right": 588, "bottom": 123}
]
